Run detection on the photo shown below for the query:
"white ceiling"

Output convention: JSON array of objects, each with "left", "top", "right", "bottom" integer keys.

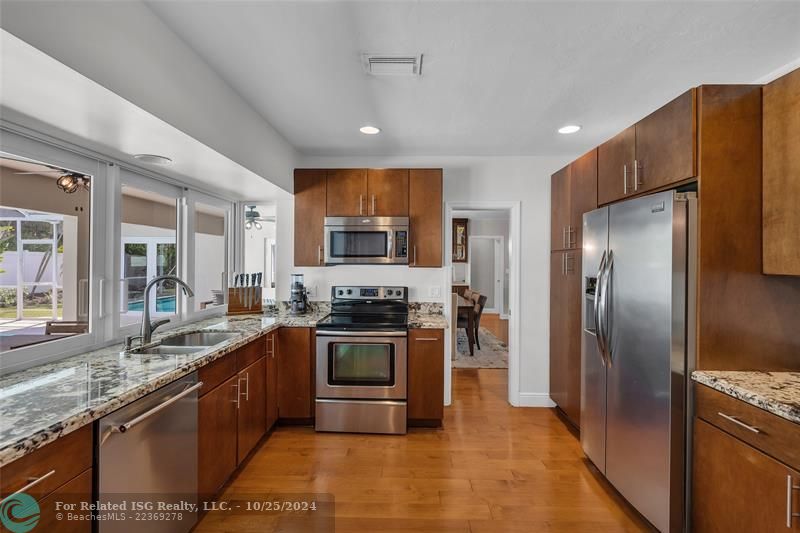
[{"left": 146, "top": 0, "right": 800, "bottom": 157}]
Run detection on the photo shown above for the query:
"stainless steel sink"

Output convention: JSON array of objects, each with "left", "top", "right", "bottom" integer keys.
[
  {"left": 160, "top": 331, "right": 240, "bottom": 347},
  {"left": 133, "top": 345, "right": 207, "bottom": 355}
]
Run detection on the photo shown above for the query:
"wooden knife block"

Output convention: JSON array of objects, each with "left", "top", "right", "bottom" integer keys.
[{"left": 227, "top": 287, "right": 263, "bottom": 315}]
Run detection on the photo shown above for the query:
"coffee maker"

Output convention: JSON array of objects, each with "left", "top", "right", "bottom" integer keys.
[{"left": 289, "top": 273, "right": 309, "bottom": 315}]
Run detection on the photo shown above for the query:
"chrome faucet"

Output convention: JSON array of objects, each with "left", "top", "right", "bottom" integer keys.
[{"left": 125, "top": 275, "right": 194, "bottom": 350}]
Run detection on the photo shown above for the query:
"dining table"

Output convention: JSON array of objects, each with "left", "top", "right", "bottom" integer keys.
[{"left": 456, "top": 294, "right": 476, "bottom": 356}]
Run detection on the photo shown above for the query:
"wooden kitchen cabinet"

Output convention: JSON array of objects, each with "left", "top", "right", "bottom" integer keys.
[
  {"left": 367, "top": 168, "right": 409, "bottom": 216},
  {"left": 550, "top": 165, "right": 571, "bottom": 251},
  {"left": 198, "top": 374, "right": 239, "bottom": 501},
  {"left": 37, "top": 469, "right": 93, "bottom": 533},
  {"left": 277, "top": 327, "right": 314, "bottom": 419},
  {"left": 549, "top": 250, "right": 581, "bottom": 427},
  {"left": 635, "top": 89, "right": 696, "bottom": 194},
  {"left": 763, "top": 67, "right": 800, "bottom": 275},
  {"left": 237, "top": 356, "right": 267, "bottom": 463},
  {"left": 409, "top": 169, "right": 443, "bottom": 267},
  {"left": 569, "top": 149, "right": 598, "bottom": 250},
  {"left": 693, "top": 418, "right": 800, "bottom": 532},
  {"left": 326, "top": 169, "right": 368, "bottom": 216},
  {"left": 265, "top": 330, "right": 279, "bottom": 430},
  {"left": 408, "top": 328, "right": 445, "bottom": 426},
  {"left": 294, "top": 169, "right": 327, "bottom": 266},
  {"left": 597, "top": 125, "right": 635, "bottom": 205}
]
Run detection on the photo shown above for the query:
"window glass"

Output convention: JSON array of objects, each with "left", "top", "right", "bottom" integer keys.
[
  {"left": 243, "top": 204, "right": 276, "bottom": 302},
  {"left": 0, "top": 156, "right": 91, "bottom": 352},
  {"left": 194, "top": 203, "right": 226, "bottom": 311},
  {"left": 120, "top": 185, "right": 178, "bottom": 327}
]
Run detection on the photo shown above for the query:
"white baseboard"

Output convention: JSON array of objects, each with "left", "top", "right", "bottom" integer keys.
[{"left": 516, "top": 392, "right": 557, "bottom": 408}]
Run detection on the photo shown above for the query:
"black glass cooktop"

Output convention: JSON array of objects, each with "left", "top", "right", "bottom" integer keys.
[{"left": 315, "top": 313, "right": 408, "bottom": 332}]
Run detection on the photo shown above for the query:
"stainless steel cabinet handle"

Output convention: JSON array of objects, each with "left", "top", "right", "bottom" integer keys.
[
  {"left": 562, "top": 227, "right": 567, "bottom": 249},
  {"left": 788, "top": 475, "right": 800, "bottom": 528},
  {"left": 371, "top": 194, "right": 376, "bottom": 215},
  {"left": 116, "top": 381, "right": 204, "bottom": 433},
  {"left": 413, "top": 246, "right": 417, "bottom": 267},
  {"left": 241, "top": 372, "right": 250, "bottom": 401},
  {"left": 415, "top": 337, "right": 440, "bottom": 341},
  {"left": 623, "top": 164, "right": 628, "bottom": 194},
  {"left": 359, "top": 194, "right": 364, "bottom": 215},
  {"left": 717, "top": 412, "right": 760, "bottom": 433},
  {"left": 634, "top": 159, "right": 640, "bottom": 191},
  {"left": 267, "top": 335, "right": 275, "bottom": 357},
  {"left": 561, "top": 253, "right": 567, "bottom": 275},
  {"left": 232, "top": 382, "right": 240, "bottom": 408},
  {"left": 565, "top": 253, "right": 574, "bottom": 274},
  {"left": 318, "top": 245, "right": 323, "bottom": 265},
  {"left": 0, "top": 469, "right": 56, "bottom": 504}
]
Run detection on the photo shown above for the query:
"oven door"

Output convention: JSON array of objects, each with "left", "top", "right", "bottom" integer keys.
[
  {"left": 316, "top": 331, "right": 407, "bottom": 400},
  {"left": 323, "top": 217, "right": 408, "bottom": 264}
]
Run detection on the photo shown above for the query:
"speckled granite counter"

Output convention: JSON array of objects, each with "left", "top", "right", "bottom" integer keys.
[
  {"left": 0, "top": 303, "right": 447, "bottom": 466},
  {"left": 692, "top": 371, "right": 800, "bottom": 425}
]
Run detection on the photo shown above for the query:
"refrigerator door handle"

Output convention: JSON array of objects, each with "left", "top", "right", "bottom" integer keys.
[
  {"left": 600, "top": 250, "right": 615, "bottom": 364},
  {"left": 593, "top": 251, "right": 608, "bottom": 365}
]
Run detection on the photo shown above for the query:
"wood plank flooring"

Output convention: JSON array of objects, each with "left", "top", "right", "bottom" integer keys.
[{"left": 196, "top": 369, "right": 652, "bottom": 532}]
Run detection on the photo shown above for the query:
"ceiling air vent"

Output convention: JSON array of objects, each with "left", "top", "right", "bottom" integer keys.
[{"left": 362, "top": 54, "right": 423, "bottom": 76}]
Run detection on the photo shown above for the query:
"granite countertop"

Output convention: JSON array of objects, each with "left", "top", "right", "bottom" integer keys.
[
  {"left": 0, "top": 303, "right": 448, "bottom": 466},
  {"left": 692, "top": 370, "right": 800, "bottom": 425}
]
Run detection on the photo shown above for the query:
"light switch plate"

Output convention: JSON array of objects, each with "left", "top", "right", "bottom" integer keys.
[{"left": 430, "top": 286, "right": 442, "bottom": 298}]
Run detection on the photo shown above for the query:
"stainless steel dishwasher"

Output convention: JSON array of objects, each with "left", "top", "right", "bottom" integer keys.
[{"left": 97, "top": 372, "right": 201, "bottom": 533}]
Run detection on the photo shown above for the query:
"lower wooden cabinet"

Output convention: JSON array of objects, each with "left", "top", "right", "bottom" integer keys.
[
  {"left": 198, "top": 374, "right": 238, "bottom": 501},
  {"left": 693, "top": 418, "right": 800, "bottom": 532},
  {"left": 265, "top": 330, "right": 279, "bottom": 430},
  {"left": 408, "top": 328, "right": 445, "bottom": 426},
  {"left": 37, "top": 468, "right": 93, "bottom": 533},
  {"left": 277, "top": 327, "right": 313, "bottom": 419},
  {"left": 237, "top": 357, "right": 267, "bottom": 462},
  {"left": 549, "top": 250, "right": 581, "bottom": 427}
]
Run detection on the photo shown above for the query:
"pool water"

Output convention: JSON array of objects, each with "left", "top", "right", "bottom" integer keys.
[{"left": 127, "top": 296, "right": 176, "bottom": 313}]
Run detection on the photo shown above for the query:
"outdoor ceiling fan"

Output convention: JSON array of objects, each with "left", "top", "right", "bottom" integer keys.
[
  {"left": 244, "top": 205, "right": 275, "bottom": 230},
  {"left": 6, "top": 155, "right": 90, "bottom": 194}
]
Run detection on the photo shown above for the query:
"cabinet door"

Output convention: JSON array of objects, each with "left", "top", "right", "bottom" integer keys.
[
  {"left": 693, "top": 419, "right": 800, "bottom": 532},
  {"left": 237, "top": 357, "right": 267, "bottom": 463},
  {"left": 635, "top": 89, "right": 696, "bottom": 194},
  {"left": 597, "top": 126, "right": 635, "bottom": 205},
  {"left": 277, "top": 327, "right": 313, "bottom": 419},
  {"left": 265, "top": 331, "right": 279, "bottom": 430},
  {"left": 367, "top": 169, "right": 409, "bottom": 216},
  {"left": 563, "top": 251, "right": 582, "bottom": 426},
  {"left": 409, "top": 169, "right": 443, "bottom": 267},
  {"left": 294, "top": 169, "right": 327, "bottom": 266},
  {"left": 198, "top": 375, "right": 238, "bottom": 501},
  {"left": 37, "top": 469, "right": 92, "bottom": 533},
  {"left": 569, "top": 150, "right": 598, "bottom": 250},
  {"left": 550, "top": 165, "right": 570, "bottom": 251},
  {"left": 408, "top": 328, "right": 445, "bottom": 424},
  {"left": 763, "top": 67, "right": 800, "bottom": 275},
  {"left": 549, "top": 252, "right": 568, "bottom": 411},
  {"left": 326, "top": 169, "right": 367, "bottom": 216}
]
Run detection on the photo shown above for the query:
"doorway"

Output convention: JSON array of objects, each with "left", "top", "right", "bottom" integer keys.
[{"left": 444, "top": 202, "right": 521, "bottom": 406}]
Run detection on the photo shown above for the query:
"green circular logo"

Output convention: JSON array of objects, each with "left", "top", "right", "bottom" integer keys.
[{"left": 0, "top": 492, "right": 40, "bottom": 533}]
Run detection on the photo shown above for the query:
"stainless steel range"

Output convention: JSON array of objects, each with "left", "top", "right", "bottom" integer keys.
[{"left": 315, "top": 285, "right": 408, "bottom": 435}]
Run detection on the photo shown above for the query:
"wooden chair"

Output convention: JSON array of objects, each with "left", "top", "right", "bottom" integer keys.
[
  {"left": 463, "top": 288, "right": 474, "bottom": 300},
  {"left": 472, "top": 295, "right": 488, "bottom": 350}
]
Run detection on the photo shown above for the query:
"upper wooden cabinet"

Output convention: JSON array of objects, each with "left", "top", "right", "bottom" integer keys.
[
  {"left": 597, "top": 126, "right": 635, "bottom": 205},
  {"left": 294, "top": 169, "right": 326, "bottom": 266},
  {"left": 763, "top": 67, "right": 800, "bottom": 275},
  {"left": 635, "top": 89, "right": 696, "bottom": 193},
  {"left": 409, "top": 169, "right": 443, "bottom": 267},
  {"left": 367, "top": 169, "right": 409, "bottom": 216},
  {"left": 326, "top": 169, "right": 368, "bottom": 216},
  {"left": 551, "top": 149, "right": 597, "bottom": 251},
  {"left": 597, "top": 90, "right": 696, "bottom": 205}
]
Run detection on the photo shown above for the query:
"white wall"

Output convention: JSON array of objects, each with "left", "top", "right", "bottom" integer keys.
[
  {"left": 195, "top": 233, "right": 225, "bottom": 307},
  {"left": 297, "top": 155, "right": 572, "bottom": 400}
]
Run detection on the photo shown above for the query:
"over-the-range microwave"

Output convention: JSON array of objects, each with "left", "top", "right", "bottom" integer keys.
[{"left": 323, "top": 216, "right": 408, "bottom": 265}]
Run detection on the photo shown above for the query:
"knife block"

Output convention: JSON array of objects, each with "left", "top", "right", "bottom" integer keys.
[{"left": 227, "top": 287, "right": 263, "bottom": 315}]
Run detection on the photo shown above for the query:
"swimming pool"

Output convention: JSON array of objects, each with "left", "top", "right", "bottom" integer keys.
[{"left": 127, "top": 296, "right": 176, "bottom": 313}]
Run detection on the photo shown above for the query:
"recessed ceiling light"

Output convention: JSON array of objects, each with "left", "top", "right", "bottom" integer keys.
[
  {"left": 133, "top": 154, "right": 173, "bottom": 165},
  {"left": 359, "top": 126, "right": 381, "bottom": 135},
  {"left": 558, "top": 125, "right": 581, "bottom": 135}
]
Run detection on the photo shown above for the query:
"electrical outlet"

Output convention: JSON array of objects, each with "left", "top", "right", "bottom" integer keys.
[
  {"left": 306, "top": 285, "right": 316, "bottom": 298},
  {"left": 430, "top": 286, "right": 441, "bottom": 298}
]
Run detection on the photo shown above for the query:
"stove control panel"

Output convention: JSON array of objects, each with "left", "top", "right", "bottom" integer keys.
[{"left": 332, "top": 286, "right": 407, "bottom": 300}]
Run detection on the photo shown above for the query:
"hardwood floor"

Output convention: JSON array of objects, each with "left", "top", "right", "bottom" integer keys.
[
  {"left": 479, "top": 313, "right": 509, "bottom": 344},
  {"left": 196, "top": 369, "right": 651, "bottom": 532}
]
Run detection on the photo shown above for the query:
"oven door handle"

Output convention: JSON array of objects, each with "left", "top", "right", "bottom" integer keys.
[{"left": 315, "top": 330, "right": 408, "bottom": 337}]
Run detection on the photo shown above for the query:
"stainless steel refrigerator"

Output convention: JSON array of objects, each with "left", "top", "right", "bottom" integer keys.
[{"left": 581, "top": 189, "right": 696, "bottom": 533}]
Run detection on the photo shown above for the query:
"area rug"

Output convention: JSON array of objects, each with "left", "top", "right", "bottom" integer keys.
[{"left": 454, "top": 327, "right": 508, "bottom": 369}]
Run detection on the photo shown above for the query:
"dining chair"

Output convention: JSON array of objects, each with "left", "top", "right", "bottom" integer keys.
[
  {"left": 473, "top": 294, "right": 488, "bottom": 350},
  {"left": 463, "top": 288, "right": 474, "bottom": 300}
]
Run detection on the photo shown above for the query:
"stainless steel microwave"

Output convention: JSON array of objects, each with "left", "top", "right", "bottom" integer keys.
[{"left": 323, "top": 217, "right": 409, "bottom": 265}]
